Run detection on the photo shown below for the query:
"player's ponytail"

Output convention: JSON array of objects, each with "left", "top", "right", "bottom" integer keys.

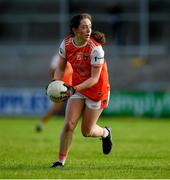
[{"left": 91, "top": 31, "right": 106, "bottom": 45}]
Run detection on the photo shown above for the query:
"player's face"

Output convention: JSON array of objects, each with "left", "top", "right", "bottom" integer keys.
[{"left": 75, "top": 18, "right": 92, "bottom": 44}]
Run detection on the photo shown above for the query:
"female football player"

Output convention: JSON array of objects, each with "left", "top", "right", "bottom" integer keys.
[
  {"left": 51, "top": 13, "right": 112, "bottom": 167},
  {"left": 36, "top": 54, "right": 73, "bottom": 132}
]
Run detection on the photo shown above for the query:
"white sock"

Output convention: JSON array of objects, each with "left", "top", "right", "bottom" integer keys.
[
  {"left": 59, "top": 152, "right": 67, "bottom": 165},
  {"left": 59, "top": 159, "right": 65, "bottom": 165},
  {"left": 103, "top": 128, "right": 109, "bottom": 138}
]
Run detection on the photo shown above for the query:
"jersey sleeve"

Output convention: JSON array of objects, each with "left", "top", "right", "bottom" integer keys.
[
  {"left": 58, "top": 40, "right": 66, "bottom": 58},
  {"left": 90, "top": 45, "right": 104, "bottom": 66},
  {"left": 49, "top": 54, "right": 58, "bottom": 69}
]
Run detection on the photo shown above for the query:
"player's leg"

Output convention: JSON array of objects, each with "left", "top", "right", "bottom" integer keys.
[
  {"left": 81, "top": 102, "right": 112, "bottom": 154},
  {"left": 81, "top": 106, "right": 105, "bottom": 137},
  {"left": 36, "top": 103, "right": 63, "bottom": 132},
  {"left": 52, "top": 97, "right": 84, "bottom": 167}
]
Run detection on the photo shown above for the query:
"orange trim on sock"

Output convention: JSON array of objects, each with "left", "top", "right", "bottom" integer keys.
[{"left": 59, "top": 152, "right": 67, "bottom": 160}]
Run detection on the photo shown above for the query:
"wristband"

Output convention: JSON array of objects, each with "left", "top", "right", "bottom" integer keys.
[{"left": 73, "top": 86, "right": 78, "bottom": 92}]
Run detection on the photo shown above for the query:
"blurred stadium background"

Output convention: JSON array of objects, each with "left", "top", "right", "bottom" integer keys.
[{"left": 0, "top": 0, "right": 170, "bottom": 117}]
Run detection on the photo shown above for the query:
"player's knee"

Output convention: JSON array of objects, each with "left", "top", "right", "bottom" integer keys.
[
  {"left": 64, "top": 121, "right": 75, "bottom": 132},
  {"left": 81, "top": 127, "right": 92, "bottom": 137}
]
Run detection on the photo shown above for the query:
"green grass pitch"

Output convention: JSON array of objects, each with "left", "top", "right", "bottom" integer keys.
[{"left": 0, "top": 116, "right": 170, "bottom": 179}]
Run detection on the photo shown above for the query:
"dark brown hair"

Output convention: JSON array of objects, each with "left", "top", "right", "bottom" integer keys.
[
  {"left": 91, "top": 31, "right": 106, "bottom": 45},
  {"left": 70, "top": 13, "right": 92, "bottom": 35},
  {"left": 70, "top": 13, "right": 106, "bottom": 44}
]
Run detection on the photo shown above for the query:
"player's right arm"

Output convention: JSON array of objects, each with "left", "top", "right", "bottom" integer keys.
[
  {"left": 53, "top": 55, "right": 66, "bottom": 80},
  {"left": 53, "top": 40, "right": 67, "bottom": 80}
]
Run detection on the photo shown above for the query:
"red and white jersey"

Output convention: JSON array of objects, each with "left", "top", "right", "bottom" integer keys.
[
  {"left": 50, "top": 54, "right": 59, "bottom": 69},
  {"left": 59, "top": 35, "right": 110, "bottom": 101},
  {"left": 51, "top": 54, "right": 73, "bottom": 85}
]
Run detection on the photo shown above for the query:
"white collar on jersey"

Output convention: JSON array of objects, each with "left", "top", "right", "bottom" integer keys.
[{"left": 72, "top": 37, "right": 88, "bottom": 48}]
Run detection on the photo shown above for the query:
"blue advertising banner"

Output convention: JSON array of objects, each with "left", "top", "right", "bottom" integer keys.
[
  {"left": 1, "top": 89, "right": 170, "bottom": 117},
  {"left": 0, "top": 88, "right": 52, "bottom": 116}
]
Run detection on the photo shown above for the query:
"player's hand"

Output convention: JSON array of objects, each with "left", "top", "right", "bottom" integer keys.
[
  {"left": 53, "top": 84, "right": 75, "bottom": 102},
  {"left": 58, "top": 92, "right": 71, "bottom": 102},
  {"left": 63, "top": 84, "right": 76, "bottom": 97}
]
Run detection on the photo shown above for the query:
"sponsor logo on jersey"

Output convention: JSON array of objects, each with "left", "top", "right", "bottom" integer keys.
[
  {"left": 102, "top": 99, "right": 107, "bottom": 104},
  {"left": 59, "top": 48, "right": 63, "bottom": 55},
  {"left": 98, "top": 90, "right": 102, "bottom": 96},
  {"left": 76, "top": 52, "right": 82, "bottom": 60},
  {"left": 84, "top": 53, "right": 88, "bottom": 61}
]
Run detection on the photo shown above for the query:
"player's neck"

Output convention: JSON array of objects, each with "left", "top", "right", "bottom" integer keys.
[{"left": 73, "top": 37, "right": 86, "bottom": 46}]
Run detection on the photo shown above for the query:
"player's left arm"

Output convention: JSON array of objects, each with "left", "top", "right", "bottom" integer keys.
[
  {"left": 63, "top": 45, "right": 104, "bottom": 96},
  {"left": 64, "top": 64, "right": 102, "bottom": 97},
  {"left": 74, "top": 45, "right": 104, "bottom": 91},
  {"left": 74, "top": 65, "right": 102, "bottom": 92}
]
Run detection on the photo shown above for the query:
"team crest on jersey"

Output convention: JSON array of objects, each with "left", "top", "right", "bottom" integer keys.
[
  {"left": 84, "top": 53, "right": 88, "bottom": 61},
  {"left": 102, "top": 99, "right": 107, "bottom": 105},
  {"left": 59, "top": 48, "right": 64, "bottom": 55},
  {"left": 98, "top": 90, "right": 102, "bottom": 97},
  {"left": 76, "top": 52, "right": 82, "bottom": 60}
]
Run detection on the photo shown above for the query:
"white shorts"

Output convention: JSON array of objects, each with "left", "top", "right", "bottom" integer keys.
[{"left": 70, "top": 92, "right": 109, "bottom": 110}]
